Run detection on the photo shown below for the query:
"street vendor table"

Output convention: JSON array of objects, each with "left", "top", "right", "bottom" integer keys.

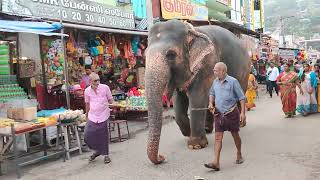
[
  {"left": 0, "top": 123, "right": 66, "bottom": 178},
  {"left": 110, "top": 105, "right": 148, "bottom": 121},
  {"left": 57, "top": 121, "right": 82, "bottom": 160}
]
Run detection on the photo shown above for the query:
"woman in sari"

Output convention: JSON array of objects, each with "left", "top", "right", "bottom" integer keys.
[
  {"left": 277, "top": 63, "right": 302, "bottom": 118},
  {"left": 296, "top": 63, "right": 318, "bottom": 116},
  {"left": 245, "top": 70, "right": 258, "bottom": 111},
  {"left": 314, "top": 64, "right": 320, "bottom": 112}
]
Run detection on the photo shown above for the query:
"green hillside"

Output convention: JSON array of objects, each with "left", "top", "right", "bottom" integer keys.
[{"left": 264, "top": 0, "right": 320, "bottom": 39}]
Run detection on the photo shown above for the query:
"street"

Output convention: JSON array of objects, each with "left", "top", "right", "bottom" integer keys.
[{"left": 4, "top": 90, "right": 320, "bottom": 180}]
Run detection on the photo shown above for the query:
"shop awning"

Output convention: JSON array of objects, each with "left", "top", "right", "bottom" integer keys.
[
  {"left": 0, "top": 20, "right": 68, "bottom": 36},
  {"left": 62, "top": 22, "right": 148, "bottom": 36}
]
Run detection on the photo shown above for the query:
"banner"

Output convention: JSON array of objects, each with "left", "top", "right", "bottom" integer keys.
[
  {"left": 1, "top": 0, "right": 135, "bottom": 29},
  {"left": 160, "top": 0, "right": 208, "bottom": 21}
]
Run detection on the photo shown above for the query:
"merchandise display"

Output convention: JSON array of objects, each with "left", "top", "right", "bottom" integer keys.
[
  {"left": 0, "top": 108, "right": 86, "bottom": 135},
  {"left": 0, "top": 43, "right": 10, "bottom": 75},
  {"left": 0, "top": 75, "right": 29, "bottom": 104},
  {"left": 38, "top": 30, "right": 148, "bottom": 111},
  {"left": 111, "top": 87, "right": 147, "bottom": 111}
]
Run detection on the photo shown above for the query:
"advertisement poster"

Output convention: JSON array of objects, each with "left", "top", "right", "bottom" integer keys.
[{"left": 160, "top": 0, "right": 208, "bottom": 21}]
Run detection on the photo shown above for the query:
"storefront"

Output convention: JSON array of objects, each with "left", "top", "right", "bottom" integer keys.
[
  {"left": 1, "top": 0, "right": 149, "bottom": 111},
  {"left": 37, "top": 28, "right": 148, "bottom": 111}
]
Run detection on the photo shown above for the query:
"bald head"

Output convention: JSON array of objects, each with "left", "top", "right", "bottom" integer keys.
[
  {"left": 89, "top": 73, "right": 99, "bottom": 81},
  {"left": 215, "top": 62, "right": 227, "bottom": 72},
  {"left": 213, "top": 62, "right": 228, "bottom": 80},
  {"left": 89, "top": 73, "right": 100, "bottom": 89}
]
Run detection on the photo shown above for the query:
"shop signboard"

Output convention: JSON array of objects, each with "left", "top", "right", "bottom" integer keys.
[
  {"left": 1, "top": 0, "right": 135, "bottom": 29},
  {"left": 160, "top": 0, "right": 208, "bottom": 21},
  {"left": 278, "top": 49, "right": 295, "bottom": 59}
]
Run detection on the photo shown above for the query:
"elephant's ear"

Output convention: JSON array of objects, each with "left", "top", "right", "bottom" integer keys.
[{"left": 186, "top": 24, "right": 216, "bottom": 75}]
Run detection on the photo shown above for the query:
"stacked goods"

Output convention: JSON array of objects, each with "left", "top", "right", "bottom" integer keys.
[
  {"left": 126, "top": 87, "right": 147, "bottom": 111},
  {"left": 0, "top": 84, "right": 28, "bottom": 102},
  {"left": 0, "top": 75, "right": 17, "bottom": 84},
  {"left": 127, "top": 96, "right": 147, "bottom": 111},
  {"left": 0, "top": 43, "right": 10, "bottom": 75},
  {"left": 4, "top": 99, "right": 37, "bottom": 121},
  {"left": 7, "top": 106, "right": 37, "bottom": 121},
  {"left": 0, "top": 76, "right": 28, "bottom": 103}
]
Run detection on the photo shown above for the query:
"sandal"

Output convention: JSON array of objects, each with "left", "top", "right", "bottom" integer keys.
[
  {"left": 236, "top": 158, "right": 244, "bottom": 164},
  {"left": 104, "top": 156, "right": 111, "bottom": 164},
  {"left": 204, "top": 163, "right": 220, "bottom": 171},
  {"left": 88, "top": 153, "right": 100, "bottom": 162}
]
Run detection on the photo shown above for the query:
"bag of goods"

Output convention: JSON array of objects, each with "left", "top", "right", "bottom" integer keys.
[
  {"left": 37, "top": 116, "right": 57, "bottom": 127},
  {"left": 22, "top": 107, "right": 37, "bottom": 121},
  {"left": 0, "top": 118, "right": 16, "bottom": 128},
  {"left": 7, "top": 108, "right": 13, "bottom": 119},
  {"left": 11, "top": 108, "right": 19, "bottom": 120}
]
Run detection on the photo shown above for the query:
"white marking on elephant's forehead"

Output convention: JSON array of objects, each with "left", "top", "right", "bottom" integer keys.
[{"left": 156, "top": 33, "right": 161, "bottom": 38}]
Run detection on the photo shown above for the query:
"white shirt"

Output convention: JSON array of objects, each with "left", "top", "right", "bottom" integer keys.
[{"left": 268, "top": 67, "right": 279, "bottom": 81}]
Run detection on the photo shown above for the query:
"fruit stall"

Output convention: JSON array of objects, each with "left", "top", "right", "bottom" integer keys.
[
  {"left": 0, "top": 103, "right": 87, "bottom": 178},
  {"left": 110, "top": 87, "right": 148, "bottom": 121}
]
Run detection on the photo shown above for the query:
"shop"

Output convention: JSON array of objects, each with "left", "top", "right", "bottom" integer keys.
[
  {"left": 0, "top": 0, "right": 149, "bottom": 112},
  {"left": 37, "top": 28, "right": 148, "bottom": 112}
]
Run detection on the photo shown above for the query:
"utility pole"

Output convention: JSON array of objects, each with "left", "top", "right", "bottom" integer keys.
[
  {"left": 279, "top": 16, "right": 294, "bottom": 48},
  {"left": 59, "top": 2, "right": 70, "bottom": 109}
]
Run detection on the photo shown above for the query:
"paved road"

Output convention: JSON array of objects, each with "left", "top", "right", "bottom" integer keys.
[{"left": 4, "top": 92, "right": 320, "bottom": 180}]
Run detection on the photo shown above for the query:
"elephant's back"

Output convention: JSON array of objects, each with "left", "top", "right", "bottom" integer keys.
[{"left": 196, "top": 26, "right": 250, "bottom": 91}]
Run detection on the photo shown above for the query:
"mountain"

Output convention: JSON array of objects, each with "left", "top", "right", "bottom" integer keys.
[{"left": 264, "top": 0, "right": 320, "bottom": 39}]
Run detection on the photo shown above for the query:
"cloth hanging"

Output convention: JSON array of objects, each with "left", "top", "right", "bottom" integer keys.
[
  {"left": 131, "top": 0, "right": 147, "bottom": 19},
  {"left": 131, "top": 36, "right": 140, "bottom": 55}
]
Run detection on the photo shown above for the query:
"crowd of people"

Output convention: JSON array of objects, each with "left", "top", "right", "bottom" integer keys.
[{"left": 245, "top": 59, "right": 320, "bottom": 118}]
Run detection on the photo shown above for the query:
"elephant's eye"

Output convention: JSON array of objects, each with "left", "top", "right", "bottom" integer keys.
[{"left": 166, "top": 50, "right": 177, "bottom": 61}]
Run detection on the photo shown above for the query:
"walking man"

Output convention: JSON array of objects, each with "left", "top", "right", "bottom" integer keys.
[
  {"left": 204, "top": 62, "right": 246, "bottom": 171},
  {"left": 267, "top": 63, "right": 279, "bottom": 98},
  {"left": 84, "top": 73, "right": 114, "bottom": 164}
]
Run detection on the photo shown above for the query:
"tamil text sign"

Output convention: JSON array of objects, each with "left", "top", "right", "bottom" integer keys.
[
  {"left": 278, "top": 49, "right": 295, "bottom": 59},
  {"left": 1, "top": 0, "right": 135, "bottom": 29},
  {"left": 160, "top": 0, "right": 208, "bottom": 21}
]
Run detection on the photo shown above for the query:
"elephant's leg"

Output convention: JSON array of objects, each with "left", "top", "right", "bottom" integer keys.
[
  {"left": 187, "top": 91, "right": 209, "bottom": 149},
  {"left": 205, "top": 111, "right": 214, "bottom": 133},
  {"left": 173, "top": 90, "right": 191, "bottom": 137}
]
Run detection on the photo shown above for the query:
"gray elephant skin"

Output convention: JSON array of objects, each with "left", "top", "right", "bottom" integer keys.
[{"left": 145, "top": 19, "right": 250, "bottom": 164}]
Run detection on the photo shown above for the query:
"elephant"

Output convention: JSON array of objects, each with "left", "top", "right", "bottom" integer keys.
[{"left": 145, "top": 19, "right": 250, "bottom": 164}]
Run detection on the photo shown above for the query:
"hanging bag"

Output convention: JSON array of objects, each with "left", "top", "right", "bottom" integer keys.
[
  {"left": 66, "top": 32, "right": 76, "bottom": 54},
  {"left": 96, "top": 36, "right": 105, "bottom": 55}
]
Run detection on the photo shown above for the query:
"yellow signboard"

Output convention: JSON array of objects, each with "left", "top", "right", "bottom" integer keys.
[{"left": 160, "top": 0, "right": 208, "bottom": 21}]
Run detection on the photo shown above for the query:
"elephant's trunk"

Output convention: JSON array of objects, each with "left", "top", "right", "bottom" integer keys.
[{"left": 145, "top": 52, "right": 170, "bottom": 164}]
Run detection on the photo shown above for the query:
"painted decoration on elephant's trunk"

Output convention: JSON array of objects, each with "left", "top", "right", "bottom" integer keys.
[{"left": 160, "top": 0, "right": 208, "bottom": 21}]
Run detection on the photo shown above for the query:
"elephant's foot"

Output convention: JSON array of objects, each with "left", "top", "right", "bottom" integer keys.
[
  {"left": 205, "top": 125, "right": 213, "bottom": 134},
  {"left": 187, "top": 136, "right": 208, "bottom": 150}
]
